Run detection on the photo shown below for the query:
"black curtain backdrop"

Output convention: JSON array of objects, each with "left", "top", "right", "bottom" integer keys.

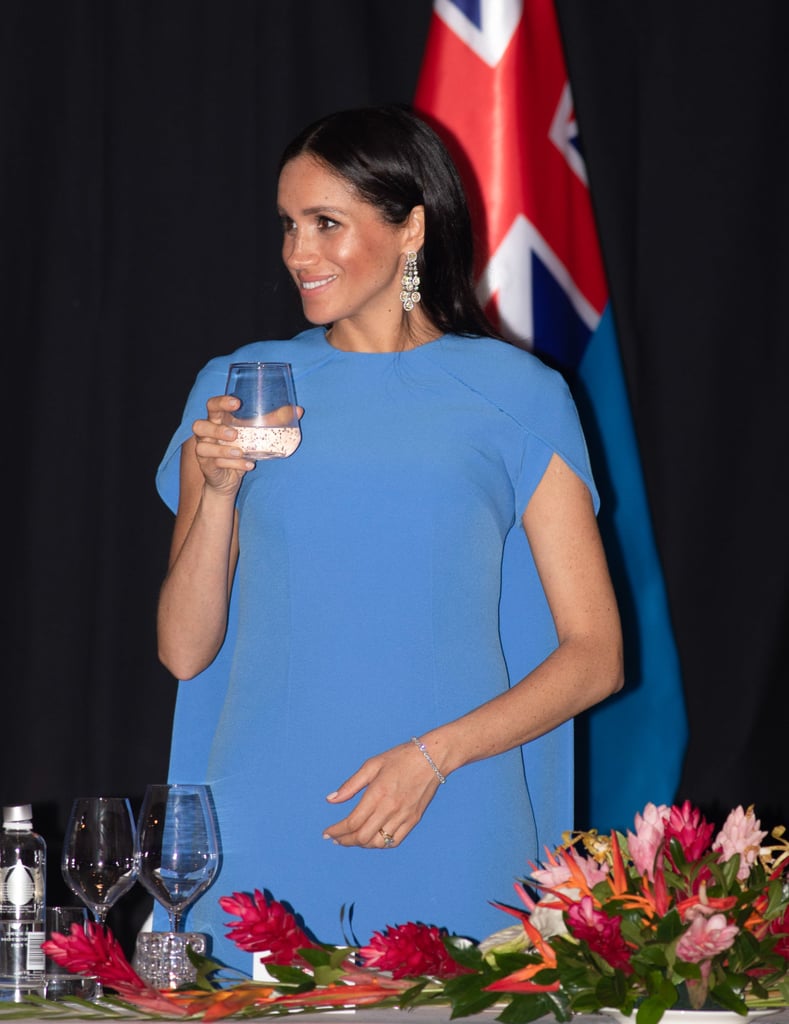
[
  {"left": 555, "top": 0, "right": 789, "bottom": 833},
  {"left": 3, "top": 0, "right": 787, "bottom": 950}
]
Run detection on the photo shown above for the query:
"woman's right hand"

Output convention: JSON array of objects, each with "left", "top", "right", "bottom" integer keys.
[{"left": 191, "top": 394, "right": 256, "bottom": 495}]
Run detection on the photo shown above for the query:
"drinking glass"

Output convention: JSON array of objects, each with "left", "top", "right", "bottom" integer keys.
[
  {"left": 44, "top": 906, "right": 96, "bottom": 1000},
  {"left": 61, "top": 796, "right": 138, "bottom": 999},
  {"left": 135, "top": 783, "right": 219, "bottom": 933},
  {"left": 223, "top": 361, "right": 301, "bottom": 459}
]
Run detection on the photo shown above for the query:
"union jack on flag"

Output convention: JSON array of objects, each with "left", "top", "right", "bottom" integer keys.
[
  {"left": 415, "top": 0, "right": 606, "bottom": 370},
  {"left": 414, "top": 0, "right": 687, "bottom": 832}
]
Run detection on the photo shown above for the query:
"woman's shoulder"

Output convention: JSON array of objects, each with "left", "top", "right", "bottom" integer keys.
[
  {"left": 430, "top": 333, "right": 572, "bottom": 407},
  {"left": 433, "top": 335, "right": 594, "bottom": 500},
  {"left": 424, "top": 333, "right": 584, "bottom": 447}
]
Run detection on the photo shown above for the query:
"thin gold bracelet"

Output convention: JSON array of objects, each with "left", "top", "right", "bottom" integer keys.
[{"left": 411, "top": 736, "right": 446, "bottom": 784}]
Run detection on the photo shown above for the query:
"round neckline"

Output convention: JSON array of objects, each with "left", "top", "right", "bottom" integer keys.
[{"left": 321, "top": 328, "right": 446, "bottom": 356}]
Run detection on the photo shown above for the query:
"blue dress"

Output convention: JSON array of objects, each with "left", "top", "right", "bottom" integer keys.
[{"left": 155, "top": 328, "right": 598, "bottom": 970}]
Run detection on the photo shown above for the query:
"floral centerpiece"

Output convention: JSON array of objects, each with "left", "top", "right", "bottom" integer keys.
[{"left": 29, "top": 801, "right": 789, "bottom": 1023}]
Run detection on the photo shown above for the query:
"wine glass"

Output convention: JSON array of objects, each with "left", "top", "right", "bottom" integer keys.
[
  {"left": 135, "top": 783, "right": 219, "bottom": 933},
  {"left": 61, "top": 796, "right": 138, "bottom": 999}
]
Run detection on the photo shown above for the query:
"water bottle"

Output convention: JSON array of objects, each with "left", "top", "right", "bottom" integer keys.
[{"left": 0, "top": 805, "right": 46, "bottom": 999}]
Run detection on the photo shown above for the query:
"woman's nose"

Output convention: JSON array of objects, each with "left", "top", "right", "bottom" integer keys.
[{"left": 284, "top": 231, "right": 315, "bottom": 268}]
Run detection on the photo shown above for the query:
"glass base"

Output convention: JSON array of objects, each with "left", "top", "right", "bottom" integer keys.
[
  {"left": 45, "top": 975, "right": 97, "bottom": 1001},
  {"left": 132, "top": 931, "right": 206, "bottom": 990},
  {"left": 0, "top": 983, "right": 46, "bottom": 1002}
]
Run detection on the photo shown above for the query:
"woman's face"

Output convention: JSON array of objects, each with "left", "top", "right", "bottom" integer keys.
[{"left": 277, "top": 154, "right": 411, "bottom": 328}]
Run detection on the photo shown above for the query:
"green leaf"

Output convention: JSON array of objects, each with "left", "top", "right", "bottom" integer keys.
[
  {"left": 444, "top": 937, "right": 489, "bottom": 970},
  {"left": 445, "top": 988, "right": 501, "bottom": 1018},
  {"left": 311, "top": 963, "right": 348, "bottom": 987},
  {"left": 643, "top": 972, "right": 678, "bottom": 1006},
  {"left": 260, "top": 962, "right": 315, "bottom": 990},
  {"left": 595, "top": 972, "right": 629, "bottom": 1007},
  {"left": 653, "top": 910, "right": 684, "bottom": 944},
  {"left": 716, "top": 852, "right": 741, "bottom": 890},
  {"left": 442, "top": 968, "right": 497, "bottom": 999},
  {"left": 708, "top": 981, "right": 748, "bottom": 1015},
  {"left": 763, "top": 878, "right": 789, "bottom": 918},
  {"left": 671, "top": 960, "right": 702, "bottom": 981},
  {"left": 636, "top": 994, "right": 673, "bottom": 1024},
  {"left": 495, "top": 993, "right": 564, "bottom": 1024},
  {"left": 190, "top": 950, "right": 232, "bottom": 989},
  {"left": 298, "top": 945, "right": 342, "bottom": 968},
  {"left": 639, "top": 946, "right": 669, "bottom": 968}
]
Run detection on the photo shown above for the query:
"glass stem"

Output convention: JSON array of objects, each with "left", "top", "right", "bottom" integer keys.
[{"left": 91, "top": 909, "right": 107, "bottom": 1000}]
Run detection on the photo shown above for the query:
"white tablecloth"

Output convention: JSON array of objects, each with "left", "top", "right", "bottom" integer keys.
[{"left": 3, "top": 1005, "right": 788, "bottom": 1024}]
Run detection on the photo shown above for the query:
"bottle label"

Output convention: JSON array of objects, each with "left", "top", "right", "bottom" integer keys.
[
  {"left": 1, "top": 865, "right": 35, "bottom": 908},
  {"left": 0, "top": 924, "right": 46, "bottom": 985},
  {"left": 25, "top": 931, "right": 45, "bottom": 972}
]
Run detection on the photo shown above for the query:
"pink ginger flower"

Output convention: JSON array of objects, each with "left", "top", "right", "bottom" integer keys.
[
  {"left": 626, "top": 803, "right": 670, "bottom": 881},
  {"left": 527, "top": 846, "right": 611, "bottom": 940},
  {"left": 359, "top": 922, "right": 473, "bottom": 979},
  {"left": 665, "top": 800, "right": 715, "bottom": 862},
  {"left": 566, "top": 895, "right": 634, "bottom": 973},
  {"left": 220, "top": 889, "right": 320, "bottom": 964},
  {"left": 530, "top": 845, "right": 610, "bottom": 890},
  {"left": 675, "top": 912, "right": 739, "bottom": 965},
  {"left": 712, "top": 805, "right": 767, "bottom": 881}
]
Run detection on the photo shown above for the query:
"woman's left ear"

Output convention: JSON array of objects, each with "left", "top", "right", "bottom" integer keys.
[{"left": 405, "top": 205, "right": 425, "bottom": 251}]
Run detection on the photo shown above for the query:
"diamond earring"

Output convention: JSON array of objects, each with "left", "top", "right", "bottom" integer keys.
[{"left": 400, "top": 251, "right": 421, "bottom": 312}]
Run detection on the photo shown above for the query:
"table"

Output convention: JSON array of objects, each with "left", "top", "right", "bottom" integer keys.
[{"left": 2, "top": 1006, "right": 788, "bottom": 1024}]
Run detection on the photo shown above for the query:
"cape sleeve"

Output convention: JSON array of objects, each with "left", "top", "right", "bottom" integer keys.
[
  {"left": 494, "top": 347, "right": 599, "bottom": 850},
  {"left": 156, "top": 356, "right": 234, "bottom": 514},
  {"left": 509, "top": 355, "right": 599, "bottom": 520}
]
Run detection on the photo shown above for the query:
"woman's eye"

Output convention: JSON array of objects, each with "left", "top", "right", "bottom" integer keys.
[
  {"left": 317, "top": 215, "right": 339, "bottom": 230},
  {"left": 279, "top": 216, "right": 295, "bottom": 234}
]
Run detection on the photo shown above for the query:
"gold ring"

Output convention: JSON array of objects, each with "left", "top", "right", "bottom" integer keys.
[{"left": 378, "top": 828, "right": 395, "bottom": 848}]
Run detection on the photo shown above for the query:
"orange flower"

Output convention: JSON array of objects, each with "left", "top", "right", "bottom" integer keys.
[{"left": 485, "top": 915, "right": 560, "bottom": 993}]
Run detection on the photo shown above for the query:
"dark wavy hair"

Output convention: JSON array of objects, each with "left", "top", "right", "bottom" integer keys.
[{"left": 278, "top": 105, "right": 500, "bottom": 339}]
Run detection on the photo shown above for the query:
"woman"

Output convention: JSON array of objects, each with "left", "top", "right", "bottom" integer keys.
[{"left": 156, "top": 105, "right": 623, "bottom": 970}]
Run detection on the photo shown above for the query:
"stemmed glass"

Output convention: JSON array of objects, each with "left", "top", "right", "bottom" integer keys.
[
  {"left": 135, "top": 784, "right": 219, "bottom": 933},
  {"left": 61, "top": 796, "right": 138, "bottom": 999}
]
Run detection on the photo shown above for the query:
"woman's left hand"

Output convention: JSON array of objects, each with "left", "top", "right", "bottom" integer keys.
[{"left": 323, "top": 741, "right": 442, "bottom": 849}]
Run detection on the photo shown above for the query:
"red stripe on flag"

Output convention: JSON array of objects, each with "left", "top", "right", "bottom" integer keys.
[{"left": 414, "top": 0, "right": 607, "bottom": 319}]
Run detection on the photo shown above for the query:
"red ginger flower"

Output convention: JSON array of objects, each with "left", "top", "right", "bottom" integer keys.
[
  {"left": 219, "top": 889, "right": 320, "bottom": 964},
  {"left": 665, "top": 800, "right": 715, "bottom": 863},
  {"left": 41, "top": 920, "right": 184, "bottom": 1015},
  {"left": 42, "top": 919, "right": 146, "bottom": 989},
  {"left": 359, "top": 922, "right": 473, "bottom": 979},
  {"left": 566, "top": 895, "right": 634, "bottom": 973},
  {"left": 767, "top": 908, "right": 789, "bottom": 963}
]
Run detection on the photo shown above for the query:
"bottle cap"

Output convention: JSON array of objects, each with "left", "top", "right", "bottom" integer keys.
[{"left": 2, "top": 804, "right": 33, "bottom": 825}]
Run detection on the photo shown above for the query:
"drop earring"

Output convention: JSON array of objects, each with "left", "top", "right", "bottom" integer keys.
[{"left": 400, "top": 251, "right": 421, "bottom": 312}]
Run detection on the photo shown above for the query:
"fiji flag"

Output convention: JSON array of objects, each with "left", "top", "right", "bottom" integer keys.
[{"left": 414, "top": 0, "right": 687, "bottom": 832}]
